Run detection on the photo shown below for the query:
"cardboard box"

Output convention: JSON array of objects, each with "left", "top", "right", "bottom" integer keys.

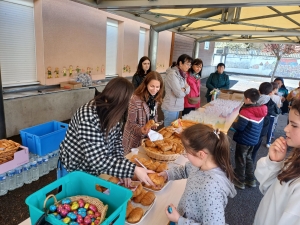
[
  {"left": 0, "top": 146, "right": 29, "bottom": 174},
  {"left": 60, "top": 81, "right": 82, "bottom": 89}
]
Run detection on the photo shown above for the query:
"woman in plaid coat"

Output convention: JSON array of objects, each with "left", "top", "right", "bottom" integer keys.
[
  {"left": 123, "top": 71, "right": 164, "bottom": 155},
  {"left": 59, "top": 77, "right": 154, "bottom": 187}
]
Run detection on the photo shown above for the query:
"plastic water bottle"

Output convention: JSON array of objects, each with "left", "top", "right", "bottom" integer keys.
[
  {"left": 15, "top": 166, "right": 24, "bottom": 188},
  {"left": 37, "top": 157, "right": 43, "bottom": 177},
  {"left": 48, "top": 152, "right": 55, "bottom": 171},
  {"left": 23, "top": 163, "right": 32, "bottom": 184},
  {"left": 0, "top": 173, "right": 8, "bottom": 196},
  {"left": 7, "top": 169, "right": 16, "bottom": 191},
  {"left": 42, "top": 155, "right": 49, "bottom": 175},
  {"left": 31, "top": 161, "right": 39, "bottom": 181},
  {"left": 53, "top": 150, "right": 59, "bottom": 168}
]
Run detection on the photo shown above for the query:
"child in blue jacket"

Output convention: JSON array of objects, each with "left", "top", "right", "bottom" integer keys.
[{"left": 232, "top": 88, "right": 267, "bottom": 189}]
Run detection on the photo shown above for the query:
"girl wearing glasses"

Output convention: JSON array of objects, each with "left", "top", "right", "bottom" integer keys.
[{"left": 159, "top": 124, "right": 236, "bottom": 225}]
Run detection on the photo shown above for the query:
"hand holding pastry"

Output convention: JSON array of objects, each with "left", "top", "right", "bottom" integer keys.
[
  {"left": 158, "top": 171, "right": 168, "bottom": 181},
  {"left": 165, "top": 204, "right": 180, "bottom": 223},
  {"left": 134, "top": 166, "right": 155, "bottom": 186},
  {"left": 141, "top": 125, "right": 151, "bottom": 135},
  {"left": 120, "top": 177, "right": 132, "bottom": 188},
  {"left": 269, "top": 137, "right": 287, "bottom": 162}
]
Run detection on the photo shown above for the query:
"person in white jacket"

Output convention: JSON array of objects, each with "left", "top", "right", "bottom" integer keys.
[{"left": 254, "top": 99, "right": 300, "bottom": 225}]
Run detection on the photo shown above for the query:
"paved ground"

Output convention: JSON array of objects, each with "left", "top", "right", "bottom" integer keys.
[{"left": 0, "top": 74, "right": 295, "bottom": 225}]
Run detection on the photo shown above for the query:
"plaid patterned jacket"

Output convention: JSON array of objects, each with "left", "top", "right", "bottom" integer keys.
[
  {"left": 59, "top": 100, "right": 135, "bottom": 178},
  {"left": 122, "top": 95, "right": 158, "bottom": 155}
]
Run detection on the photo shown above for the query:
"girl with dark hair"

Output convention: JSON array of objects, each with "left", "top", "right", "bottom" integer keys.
[
  {"left": 254, "top": 99, "right": 300, "bottom": 225},
  {"left": 58, "top": 77, "right": 154, "bottom": 187},
  {"left": 123, "top": 71, "right": 164, "bottom": 155},
  {"left": 161, "top": 54, "right": 192, "bottom": 126},
  {"left": 159, "top": 124, "right": 236, "bottom": 225},
  {"left": 132, "top": 56, "right": 151, "bottom": 89},
  {"left": 182, "top": 58, "right": 203, "bottom": 116},
  {"left": 274, "top": 77, "right": 289, "bottom": 114}
]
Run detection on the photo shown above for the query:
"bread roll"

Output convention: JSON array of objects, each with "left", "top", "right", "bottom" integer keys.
[
  {"left": 132, "top": 183, "right": 143, "bottom": 197},
  {"left": 147, "top": 161, "right": 160, "bottom": 171},
  {"left": 148, "top": 173, "right": 165, "bottom": 186},
  {"left": 140, "top": 192, "right": 155, "bottom": 206},
  {"left": 108, "top": 176, "right": 120, "bottom": 184},
  {"left": 145, "top": 119, "right": 155, "bottom": 129},
  {"left": 132, "top": 189, "right": 148, "bottom": 203},
  {"left": 163, "top": 131, "right": 173, "bottom": 138},
  {"left": 156, "top": 162, "right": 168, "bottom": 173},
  {"left": 126, "top": 201, "right": 134, "bottom": 218},
  {"left": 145, "top": 140, "right": 156, "bottom": 147},
  {"left": 127, "top": 207, "right": 144, "bottom": 223}
]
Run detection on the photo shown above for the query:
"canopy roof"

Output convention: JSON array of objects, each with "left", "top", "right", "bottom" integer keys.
[{"left": 71, "top": 0, "right": 300, "bottom": 44}]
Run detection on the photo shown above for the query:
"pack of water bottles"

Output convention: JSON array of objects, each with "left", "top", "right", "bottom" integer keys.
[{"left": 0, "top": 150, "right": 59, "bottom": 196}]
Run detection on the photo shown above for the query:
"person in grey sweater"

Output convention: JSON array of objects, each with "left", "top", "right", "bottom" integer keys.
[
  {"left": 161, "top": 54, "right": 192, "bottom": 126},
  {"left": 159, "top": 124, "right": 237, "bottom": 225}
]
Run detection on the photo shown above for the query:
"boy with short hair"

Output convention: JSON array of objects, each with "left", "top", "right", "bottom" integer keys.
[
  {"left": 251, "top": 82, "right": 281, "bottom": 162},
  {"left": 232, "top": 88, "right": 267, "bottom": 189}
]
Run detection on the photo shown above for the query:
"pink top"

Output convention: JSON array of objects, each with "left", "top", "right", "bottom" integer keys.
[{"left": 184, "top": 72, "right": 201, "bottom": 108}]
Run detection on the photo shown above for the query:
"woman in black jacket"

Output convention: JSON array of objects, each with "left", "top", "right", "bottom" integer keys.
[{"left": 132, "top": 56, "right": 151, "bottom": 89}]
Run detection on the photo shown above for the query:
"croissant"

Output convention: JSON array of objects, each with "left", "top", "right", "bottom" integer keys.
[
  {"left": 132, "top": 183, "right": 143, "bottom": 198},
  {"left": 140, "top": 192, "right": 155, "bottom": 206},
  {"left": 145, "top": 119, "right": 159, "bottom": 129},
  {"left": 145, "top": 140, "right": 156, "bottom": 147},
  {"left": 127, "top": 207, "right": 144, "bottom": 223},
  {"left": 132, "top": 189, "right": 148, "bottom": 203},
  {"left": 147, "top": 161, "right": 160, "bottom": 171},
  {"left": 156, "top": 162, "right": 168, "bottom": 173},
  {"left": 126, "top": 201, "right": 134, "bottom": 218},
  {"left": 148, "top": 173, "right": 165, "bottom": 186}
]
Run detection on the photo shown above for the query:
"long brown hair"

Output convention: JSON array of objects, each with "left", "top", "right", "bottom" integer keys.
[
  {"left": 278, "top": 99, "right": 300, "bottom": 184},
  {"left": 94, "top": 77, "right": 134, "bottom": 136},
  {"left": 181, "top": 123, "right": 235, "bottom": 181},
  {"left": 134, "top": 71, "right": 164, "bottom": 104},
  {"left": 136, "top": 56, "right": 151, "bottom": 76}
]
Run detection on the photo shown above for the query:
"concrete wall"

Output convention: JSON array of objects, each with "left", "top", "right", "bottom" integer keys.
[{"left": 4, "top": 86, "right": 105, "bottom": 137}]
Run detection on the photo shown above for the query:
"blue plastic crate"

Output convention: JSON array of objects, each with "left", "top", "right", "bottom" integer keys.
[
  {"left": 25, "top": 171, "right": 132, "bottom": 225},
  {"left": 20, "top": 121, "right": 68, "bottom": 156}
]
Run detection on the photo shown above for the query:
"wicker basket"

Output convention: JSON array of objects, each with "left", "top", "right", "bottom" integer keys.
[
  {"left": 44, "top": 194, "right": 108, "bottom": 224},
  {"left": 0, "top": 139, "right": 21, "bottom": 165},
  {"left": 142, "top": 139, "right": 180, "bottom": 161}
]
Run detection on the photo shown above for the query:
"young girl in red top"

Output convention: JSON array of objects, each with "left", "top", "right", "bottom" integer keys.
[{"left": 182, "top": 58, "right": 203, "bottom": 116}]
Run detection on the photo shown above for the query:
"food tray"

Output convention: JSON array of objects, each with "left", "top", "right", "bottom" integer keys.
[{"left": 125, "top": 197, "right": 156, "bottom": 225}]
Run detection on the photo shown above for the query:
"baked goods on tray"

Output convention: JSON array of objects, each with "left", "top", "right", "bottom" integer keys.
[
  {"left": 130, "top": 155, "right": 168, "bottom": 173},
  {"left": 127, "top": 207, "right": 144, "bottom": 223}
]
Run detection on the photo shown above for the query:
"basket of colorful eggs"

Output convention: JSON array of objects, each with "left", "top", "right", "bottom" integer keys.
[{"left": 45, "top": 194, "right": 108, "bottom": 225}]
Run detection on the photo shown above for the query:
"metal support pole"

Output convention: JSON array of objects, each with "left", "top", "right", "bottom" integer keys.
[
  {"left": 0, "top": 67, "right": 7, "bottom": 139},
  {"left": 192, "top": 41, "right": 200, "bottom": 59},
  {"left": 149, "top": 27, "right": 159, "bottom": 71}
]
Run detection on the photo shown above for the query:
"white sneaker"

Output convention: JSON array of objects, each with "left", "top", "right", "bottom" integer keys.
[{"left": 266, "top": 144, "right": 270, "bottom": 148}]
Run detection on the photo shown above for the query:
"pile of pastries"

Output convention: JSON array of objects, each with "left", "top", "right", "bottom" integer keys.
[
  {"left": 143, "top": 127, "right": 184, "bottom": 155},
  {"left": 130, "top": 155, "right": 168, "bottom": 172}
]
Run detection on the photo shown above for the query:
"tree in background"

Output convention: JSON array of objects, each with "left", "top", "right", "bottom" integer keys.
[{"left": 262, "top": 44, "right": 300, "bottom": 81}]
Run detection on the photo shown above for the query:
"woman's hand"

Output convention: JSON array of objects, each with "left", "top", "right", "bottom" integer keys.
[
  {"left": 158, "top": 171, "right": 168, "bottom": 181},
  {"left": 269, "top": 137, "right": 287, "bottom": 162},
  {"left": 141, "top": 125, "right": 151, "bottom": 135},
  {"left": 119, "top": 178, "right": 132, "bottom": 188},
  {"left": 134, "top": 166, "right": 155, "bottom": 186},
  {"left": 165, "top": 204, "right": 180, "bottom": 223}
]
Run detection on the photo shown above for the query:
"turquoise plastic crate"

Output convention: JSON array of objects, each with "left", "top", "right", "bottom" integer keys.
[
  {"left": 20, "top": 120, "right": 68, "bottom": 156},
  {"left": 25, "top": 171, "right": 132, "bottom": 225}
]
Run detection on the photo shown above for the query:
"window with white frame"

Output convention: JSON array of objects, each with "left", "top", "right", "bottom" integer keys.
[
  {"left": 138, "top": 28, "right": 146, "bottom": 62},
  {"left": 106, "top": 19, "right": 118, "bottom": 77},
  {"left": 204, "top": 41, "right": 210, "bottom": 50},
  {"left": 0, "top": 0, "right": 37, "bottom": 87}
]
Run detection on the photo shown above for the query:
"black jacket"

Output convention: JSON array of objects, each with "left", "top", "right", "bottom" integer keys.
[
  {"left": 260, "top": 99, "right": 281, "bottom": 136},
  {"left": 132, "top": 73, "right": 146, "bottom": 89}
]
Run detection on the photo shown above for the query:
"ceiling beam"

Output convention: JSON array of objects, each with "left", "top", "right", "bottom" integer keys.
[
  {"left": 215, "top": 39, "right": 297, "bottom": 44},
  {"left": 180, "top": 30, "right": 300, "bottom": 36},
  {"left": 70, "top": 0, "right": 98, "bottom": 8},
  {"left": 267, "top": 6, "right": 300, "bottom": 27},
  {"left": 239, "top": 9, "right": 300, "bottom": 22},
  {"left": 95, "top": 0, "right": 102, "bottom": 4},
  {"left": 92, "top": 0, "right": 300, "bottom": 10},
  {"left": 152, "top": 8, "right": 223, "bottom": 32},
  {"left": 196, "top": 35, "right": 227, "bottom": 43}
]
